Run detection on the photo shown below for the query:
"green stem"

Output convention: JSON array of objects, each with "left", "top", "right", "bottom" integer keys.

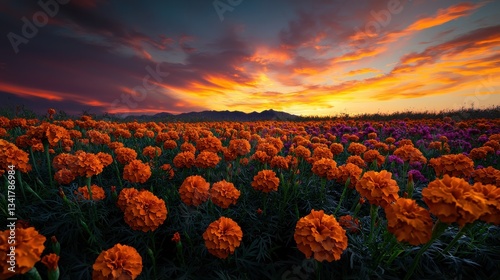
[
  {"left": 44, "top": 143, "right": 54, "bottom": 188},
  {"left": 441, "top": 223, "right": 472, "bottom": 257},
  {"left": 404, "top": 221, "right": 448, "bottom": 280},
  {"left": 86, "top": 177, "right": 93, "bottom": 201},
  {"left": 29, "top": 147, "right": 42, "bottom": 180},
  {"left": 368, "top": 204, "right": 378, "bottom": 244},
  {"left": 113, "top": 161, "right": 123, "bottom": 188},
  {"left": 15, "top": 170, "right": 26, "bottom": 201},
  {"left": 334, "top": 178, "right": 350, "bottom": 216},
  {"left": 149, "top": 232, "right": 157, "bottom": 279}
]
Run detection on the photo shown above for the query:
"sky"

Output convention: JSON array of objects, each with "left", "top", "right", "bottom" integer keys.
[{"left": 1, "top": 0, "right": 499, "bottom": 117}]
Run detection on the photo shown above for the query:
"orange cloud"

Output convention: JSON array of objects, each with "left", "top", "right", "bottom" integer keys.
[
  {"left": 407, "top": 2, "right": 483, "bottom": 32},
  {"left": 0, "top": 82, "right": 65, "bottom": 101},
  {"left": 346, "top": 68, "right": 381, "bottom": 76}
]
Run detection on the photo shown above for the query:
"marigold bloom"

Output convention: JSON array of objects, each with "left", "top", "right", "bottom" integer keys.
[
  {"left": 347, "top": 143, "right": 367, "bottom": 156},
  {"left": 97, "top": 152, "right": 113, "bottom": 167},
  {"left": 270, "top": 155, "right": 290, "bottom": 170},
  {"left": 422, "top": 175, "right": 489, "bottom": 227},
  {"left": 122, "top": 190, "right": 167, "bottom": 232},
  {"left": 41, "top": 253, "right": 59, "bottom": 271},
  {"left": 52, "top": 153, "right": 74, "bottom": 170},
  {"left": 163, "top": 140, "right": 178, "bottom": 150},
  {"left": 293, "top": 145, "right": 311, "bottom": 159},
  {"left": 363, "top": 149, "right": 385, "bottom": 168},
  {"left": 142, "top": 146, "right": 162, "bottom": 159},
  {"left": 257, "top": 142, "right": 279, "bottom": 157},
  {"left": 251, "top": 150, "right": 271, "bottom": 163},
  {"left": 294, "top": 210, "right": 348, "bottom": 262},
  {"left": 228, "top": 139, "right": 251, "bottom": 156},
  {"left": 179, "top": 175, "right": 210, "bottom": 206},
  {"left": 329, "top": 143, "right": 344, "bottom": 157},
  {"left": 312, "top": 146, "right": 333, "bottom": 161},
  {"left": 173, "top": 151, "right": 196, "bottom": 168},
  {"left": 311, "top": 158, "right": 338, "bottom": 180},
  {"left": 472, "top": 166, "right": 500, "bottom": 185},
  {"left": 355, "top": 170, "right": 399, "bottom": 208},
  {"left": 70, "top": 151, "right": 104, "bottom": 177},
  {"left": 114, "top": 147, "right": 138, "bottom": 165},
  {"left": 338, "top": 215, "right": 361, "bottom": 234},
  {"left": 393, "top": 145, "right": 427, "bottom": 165},
  {"left": 346, "top": 155, "right": 366, "bottom": 169},
  {"left": 172, "top": 232, "right": 181, "bottom": 243},
  {"left": 384, "top": 198, "right": 433, "bottom": 245},
  {"left": 471, "top": 182, "right": 500, "bottom": 225},
  {"left": 0, "top": 226, "right": 46, "bottom": 278},
  {"left": 468, "top": 147, "right": 494, "bottom": 160},
  {"left": 180, "top": 142, "right": 196, "bottom": 154},
  {"left": 210, "top": 180, "right": 240, "bottom": 208},
  {"left": 117, "top": 188, "right": 140, "bottom": 211},
  {"left": 336, "top": 163, "right": 363, "bottom": 188},
  {"left": 54, "top": 168, "right": 76, "bottom": 185},
  {"left": 196, "top": 136, "right": 222, "bottom": 153},
  {"left": 123, "top": 160, "right": 151, "bottom": 184},
  {"left": 203, "top": 217, "right": 243, "bottom": 259},
  {"left": 75, "top": 184, "right": 106, "bottom": 201},
  {"left": 195, "top": 151, "right": 221, "bottom": 168},
  {"left": 92, "top": 244, "right": 143, "bottom": 280},
  {"left": 251, "top": 170, "right": 280, "bottom": 193},
  {"left": 0, "top": 140, "right": 32, "bottom": 173},
  {"left": 429, "top": 154, "right": 474, "bottom": 178}
]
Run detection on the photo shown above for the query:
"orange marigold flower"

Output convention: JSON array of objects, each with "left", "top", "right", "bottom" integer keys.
[
  {"left": 173, "top": 151, "right": 196, "bottom": 168},
  {"left": 117, "top": 188, "right": 140, "bottom": 211},
  {"left": 422, "top": 175, "right": 489, "bottom": 227},
  {"left": 347, "top": 142, "right": 367, "bottom": 156},
  {"left": 196, "top": 136, "right": 222, "bottom": 153},
  {"left": 384, "top": 198, "right": 433, "bottom": 245},
  {"left": 180, "top": 142, "right": 196, "bottom": 154},
  {"left": 336, "top": 163, "right": 363, "bottom": 189},
  {"left": 69, "top": 151, "right": 104, "bottom": 177},
  {"left": 92, "top": 244, "right": 143, "bottom": 280},
  {"left": 122, "top": 190, "right": 167, "bottom": 232},
  {"left": 54, "top": 168, "right": 76, "bottom": 185},
  {"left": 257, "top": 142, "right": 279, "bottom": 157},
  {"left": 163, "top": 140, "right": 178, "bottom": 150},
  {"left": 363, "top": 149, "right": 385, "bottom": 168},
  {"left": 228, "top": 139, "right": 251, "bottom": 156},
  {"left": 239, "top": 157, "right": 249, "bottom": 166},
  {"left": 179, "top": 175, "right": 210, "bottom": 206},
  {"left": 483, "top": 140, "right": 500, "bottom": 151},
  {"left": 161, "top": 163, "right": 175, "bottom": 179},
  {"left": 329, "top": 143, "right": 344, "bottom": 157},
  {"left": 311, "top": 158, "right": 338, "bottom": 180},
  {"left": 472, "top": 166, "right": 500, "bottom": 185},
  {"left": 142, "top": 146, "right": 162, "bottom": 159},
  {"left": 0, "top": 140, "right": 32, "bottom": 173},
  {"left": 294, "top": 209, "right": 348, "bottom": 262},
  {"left": 293, "top": 145, "right": 311, "bottom": 159},
  {"left": 203, "top": 217, "right": 243, "bottom": 259},
  {"left": 87, "top": 130, "right": 111, "bottom": 145},
  {"left": 123, "top": 160, "right": 151, "bottom": 184},
  {"left": 393, "top": 145, "right": 427, "bottom": 165},
  {"left": 471, "top": 182, "right": 500, "bottom": 225},
  {"left": 338, "top": 215, "right": 361, "bottom": 234},
  {"left": 75, "top": 184, "right": 106, "bottom": 201},
  {"left": 0, "top": 226, "right": 46, "bottom": 278},
  {"left": 251, "top": 170, "right": 280, "bottom": 193},
  {"left": 210, "top": 180, "right": 241, "bottom": 208},
  {"left": 346, "top": 155, "right": 366, "bottom": 169},
  {"left": 270, "top": 155, "right": 290, "bottom": 170},
  {"left": 195, "top": 151, "right": 221, "bottom": 168},
  {"left": 97, "top": 152, "right": 113, "bottom": 167},
  {"left": 429, "top": 154, "right": 474, "bottom": 179},
  {"left": 251, "top": 150, "right": 271, "bottom": 163},
  {"left": 312, "top": 146, "right": 333, "bottom": 161},
  {"left": 468, "top": 147, "right": 494, "bottom": 160},
  {"left": 114, "top": 147, "right": 138, "bottom": 165},
  {"left": 355, "top": 170, "right": 399, "bottom": 208},
  {"left": 41, "top": 253, "right": 59, "bottom": 271}
]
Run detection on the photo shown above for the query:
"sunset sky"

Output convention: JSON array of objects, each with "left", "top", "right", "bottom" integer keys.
[{"left": 1, "top": 0, "right": 499, "bottom": 117}]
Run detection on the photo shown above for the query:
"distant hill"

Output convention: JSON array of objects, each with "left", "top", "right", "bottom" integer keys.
[{"left": 122, "top": 109, "right": 299, "bottom": 122}]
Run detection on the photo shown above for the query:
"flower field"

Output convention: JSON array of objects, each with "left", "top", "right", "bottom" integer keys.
[{"left": 1, "top": 111, "right": 500, "bottom": 279}]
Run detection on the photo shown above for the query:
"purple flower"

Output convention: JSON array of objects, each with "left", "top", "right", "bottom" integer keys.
[
  {"left": 408, "top": 169, "right": 427, "bottom": 183},
  {"left": 388, "top": 155, "right": 404, "bottom": 165},
  {"left": 410, "top": 161, "right": 423, "bottom": 170}
]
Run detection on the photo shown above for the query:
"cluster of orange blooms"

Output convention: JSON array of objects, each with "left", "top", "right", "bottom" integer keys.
[
  {"left": 429, "top": 154, "right": 475, "bottom": 178},
  {"left": 179, "top": 175, "right": 241, "bottom": 208},
  {"left": 117, "top": 188, "right": 167, "bottom": 232},
  {"left": 0, "top": 139, "right": 32, "bottom": 176}
]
